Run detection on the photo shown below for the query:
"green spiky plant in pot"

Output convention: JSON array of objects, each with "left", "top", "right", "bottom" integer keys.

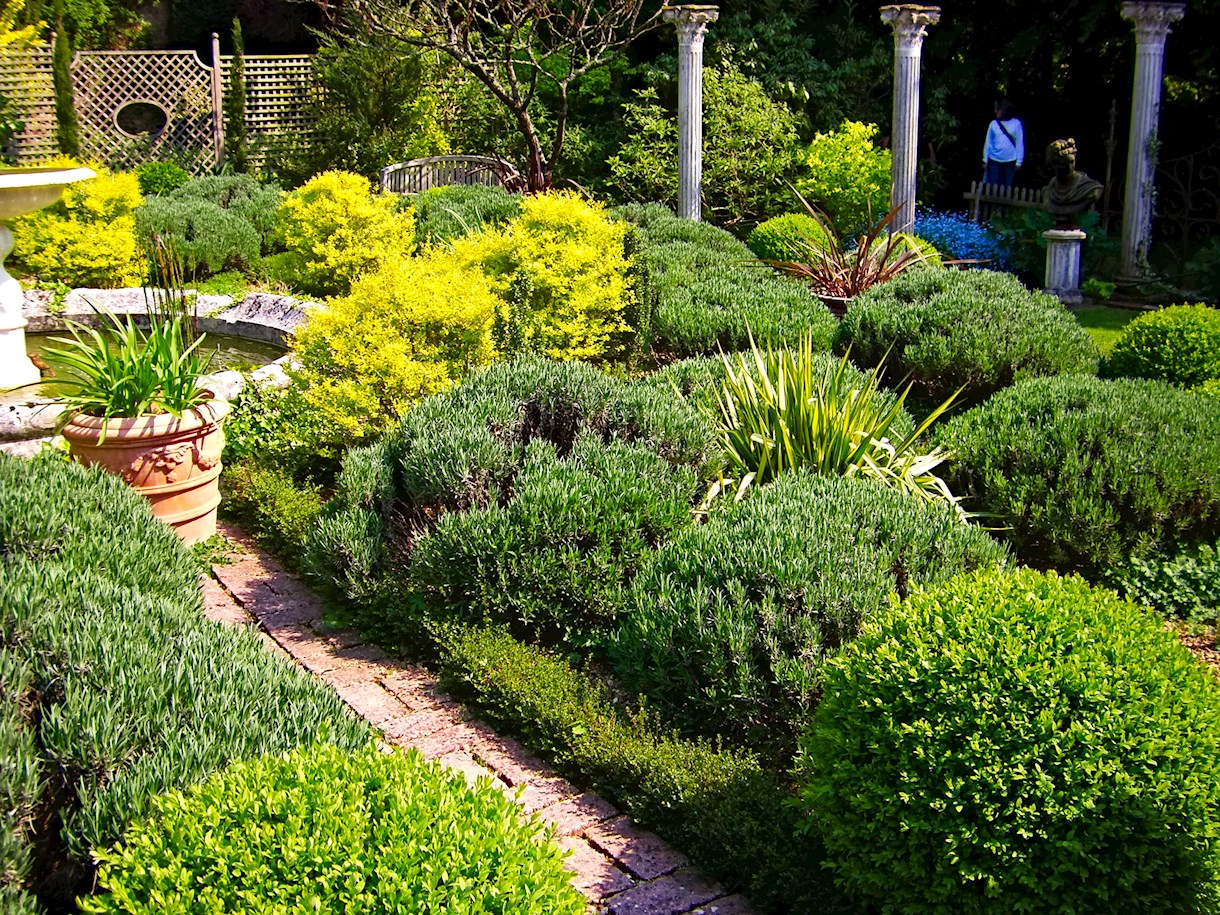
[{"left": 45, "top": 238, "right": 228, "bottom": 543}]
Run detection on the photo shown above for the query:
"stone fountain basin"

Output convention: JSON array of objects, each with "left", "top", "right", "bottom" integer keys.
[{"left": 0, "top": 167, "right": 97, "bottom": 220}]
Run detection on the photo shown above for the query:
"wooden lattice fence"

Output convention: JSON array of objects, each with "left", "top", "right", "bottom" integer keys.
[
  {"left": 220, "top": 53, "right": 316, "bottom": 173},
  {"left": 72, "top": 50, "right": 219, "bottom": 174},
  {"left": 0, "top": 41, "right": 57, "bottom": 163},
  {"left": 0, "top": 40, "right": 317, "bottom": 174}
]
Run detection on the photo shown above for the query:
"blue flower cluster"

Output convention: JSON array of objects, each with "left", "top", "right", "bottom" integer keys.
[{"left": 913, "top": 208, "right": 1013, "bottom": 271}]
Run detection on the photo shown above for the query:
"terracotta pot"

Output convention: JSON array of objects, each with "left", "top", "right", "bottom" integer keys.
[{"left": 61, "top": 400, "right": 230, "bottom": 545}]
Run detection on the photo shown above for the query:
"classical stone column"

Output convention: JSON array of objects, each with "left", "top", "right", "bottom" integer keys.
[
  {"left": 880, "top": 4, "right": 939, "bottom": 234},
  {"left": 664, "top": 5, "right": 718, "bottom": 221},
  {"left": 1119, "top": 2, "right": 1185, "bottom": 278}
]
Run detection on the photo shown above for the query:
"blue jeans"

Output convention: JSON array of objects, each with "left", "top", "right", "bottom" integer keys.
[{"left": 985, "top": 160, "right": 1017, "bottom": 188}]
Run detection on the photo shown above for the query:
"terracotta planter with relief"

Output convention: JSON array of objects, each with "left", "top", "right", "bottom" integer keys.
[{"left": 61, "top": 400, "right": 229, "bottom": 545}]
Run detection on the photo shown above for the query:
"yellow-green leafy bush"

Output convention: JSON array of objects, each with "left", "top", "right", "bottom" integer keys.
[
  {"left": 747, "top": 213, "right": 830, "bottom": 262},
  {"left": 796, "top": 121, "right": 891, "bottom": 236},
  {"left": 291, "top": 248, "right": 498, "bottom": 442},
  {"left": 452, "top": 191, "right": 637, "bottom": 363},
  {"left": 275, "top": 170, "right": 415, "bottom": 297},
  {"left": 1197, "top": 378, "right": 1220, "bottom": 399},
  {"left": 13, "top": 163, "right": 143, "bottom": 287},
  {"left": 1104, "top": 303, "right": 1220, "bottom": 387},
  {"left": 799, "top": 568, "right": 1220, "bottom": 914},
  {"left": 82, "top": 743, "right": 585, "bottom": 915}
]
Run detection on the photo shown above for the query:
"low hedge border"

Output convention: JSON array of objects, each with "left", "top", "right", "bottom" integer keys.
[
  {"left": 437, "top": 623, "right": 852, "bottom": 915},
  {"left": 0, "top": 453, "right": 369, "bottom": 907}
]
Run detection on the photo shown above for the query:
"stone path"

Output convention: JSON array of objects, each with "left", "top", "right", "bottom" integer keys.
[{"left": 204, "top": 523, "right": 754, "bottom": 915}]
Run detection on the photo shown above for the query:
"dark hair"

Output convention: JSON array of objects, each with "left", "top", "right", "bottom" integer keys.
[{"left": 995, "top": 99, "right": 1016, "bottom": 120}]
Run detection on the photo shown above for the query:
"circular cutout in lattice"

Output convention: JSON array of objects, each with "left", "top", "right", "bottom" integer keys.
[{"left": 115, "top": 101, "right": 169, "bottom": 138}]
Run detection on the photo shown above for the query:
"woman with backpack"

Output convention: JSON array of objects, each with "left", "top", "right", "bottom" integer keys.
[{"left": 982, "top": 99, "right": 1024, "bottom": 188}]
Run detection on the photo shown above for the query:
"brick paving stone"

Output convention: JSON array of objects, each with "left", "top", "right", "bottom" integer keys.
[
  {"left": 602, "top": 868, "right": 723, "bottom": 915},
  {"left": 435, "top": 750, "right": 500, "bottom": 789},
  {"left": 537, "top": 792, "right": 620, "bottom": 837},
  {"left": 203, "top": 525, "right": 752, "bottom": 914},
  {"left": 249, "top": 596, "right": 321, "bottom": 628},
  {"left": 200, "top": 577, "right": 252, "bottom": 626},
  {"left": 325, "top": 678, "right": 404, "bottom": 729},
  {"left": 558, "top": 837, "right": 635, "bottom": 900},
  {"left": 468, "top": 731, "right": 556, "bottom": 786},
  {"left": 381, "top": 705, "right": 469, "bottom": 745},
  {"left": 586, "top": 817, "right": 690, "bottom": 882},
  {"left": 211, "top": 560, "right": 279, "bottom": 606},
  {"left": 515, "top": 776, "right": 579, "bottom": 815},
  {"left": 685, "top": 895, "right": 756, "bottom": 914},
  {"left": 310, "top": 624, "right": 367, "bottom": 650},
  {"left": 379, "top": 668, "right": 453, "bottom": 712},
  {"left": 315, "top": 645, "right": 393, "bottom": 687},
  {"left": 408, "top": 723, "right": 474, "bottom": 760}
]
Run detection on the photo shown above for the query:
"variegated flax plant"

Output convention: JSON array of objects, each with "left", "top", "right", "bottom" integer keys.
[{"left": 702, "top": 332, "right": 968, "bottom": 521}]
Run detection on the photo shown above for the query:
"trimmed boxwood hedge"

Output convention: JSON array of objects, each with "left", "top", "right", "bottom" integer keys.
[
  {"left": 442, "top": 625, "right": 852, "bottom": 915},
  {"left": 0, "top": 454, "right": 367, "bottom": 905},
  {"left": 935, "top": 374, "right": 1220, "bottom": 578},
  {"left": 82, "top": 743, "right": 584, "bottom": 915},
  {"left": 613, "top": 203, "right": 837, "bottom": 356},
  {"left": 837, "top": 267, "right": 1099, "bottom": 406},
  {"left": 1104, "top": 303, "right": 1220, "bottom": 387},
  {"left": 799, "top": 568, "right": 1220, "bottom": 914},
  {"left": 611, "top": 472, "right": 1007, "bottom": 756}
]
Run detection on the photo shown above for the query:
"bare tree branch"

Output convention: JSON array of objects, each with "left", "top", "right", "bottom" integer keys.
[{"left": 345, "top": 0, "right": 666, "bottom": 190}]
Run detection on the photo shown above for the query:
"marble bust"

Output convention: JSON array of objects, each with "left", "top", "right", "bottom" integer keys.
[{"left": 1043, "top": 138, "right": 1103, "bottom": 226}]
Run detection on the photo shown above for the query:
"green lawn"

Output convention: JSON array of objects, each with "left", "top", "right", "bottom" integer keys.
[{"left": 1074, "top": 305, "right": 1138, "bottom": 357}]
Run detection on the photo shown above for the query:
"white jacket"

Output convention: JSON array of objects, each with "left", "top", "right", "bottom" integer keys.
[{"left": 983, "top": 118, "right": 1024, "bottom": 166}]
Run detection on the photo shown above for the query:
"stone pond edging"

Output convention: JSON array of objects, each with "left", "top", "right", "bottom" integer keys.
[{"left": 1, "top": 288, "right": 317, "bottom": 455}]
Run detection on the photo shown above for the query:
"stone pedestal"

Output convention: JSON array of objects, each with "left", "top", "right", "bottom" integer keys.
[
  {"left": 1119, "top": 2, "right": 1185, "bottom": 278},
  {"left": 0, "top": 224, "right": 41, "bottom": 392},
  {"left": 1043, "top": 228, "right": 1087, "bottom": 305},
  {"left": 881, "top": 4, "right": 940, "bottom": 235},
  {"left": 664, "top": 5, "right": 718, "bottom": 221}
]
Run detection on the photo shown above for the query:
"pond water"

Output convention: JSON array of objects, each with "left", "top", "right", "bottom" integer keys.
[{"left": 26, "top": 331, "right": 287, "bottom": 375}]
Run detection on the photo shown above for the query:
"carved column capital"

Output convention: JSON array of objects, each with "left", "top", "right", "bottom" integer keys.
[
  {"left": 1121, "top": 2, "right": 1186, "bottom": 44},
  {"left": 664, "top": 5, "right": 719, "bottom": 49},
  {"left": 880, "top": 4, "right": 941, "bottom": 49}
]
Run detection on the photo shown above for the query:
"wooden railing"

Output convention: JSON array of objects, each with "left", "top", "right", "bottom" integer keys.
[
  {"left": 962, "top": 181, "right": 1043, "bottom": 223},
  {"left": 379, "top": 155, "right": 521, "bottom": 195}
]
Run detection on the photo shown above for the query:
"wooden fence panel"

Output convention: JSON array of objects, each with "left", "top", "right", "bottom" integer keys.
[
  {"left": 0, "top": 42, "right": 58, "bottom": 163},
  {"left": 221, "top": 54, "right": 317, "bottom": 173}
]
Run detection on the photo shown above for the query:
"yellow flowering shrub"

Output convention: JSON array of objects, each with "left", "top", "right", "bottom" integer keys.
[
  {"left": 795, "top": 121, "right": 892, "bottom": 236},
  {"left": 276, "top": 170, "right": 415, "bottom": 297},
  {"left": 291, "top": 248, "right": 498, "bottom": 442},
  {"left": 451, "top": 191, "right": 636, "bottom": 363},
  {"left": 13, "top": 160, "right": 144, "bottom": 287}
]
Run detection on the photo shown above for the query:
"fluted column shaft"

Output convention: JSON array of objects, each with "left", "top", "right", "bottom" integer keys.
[
  {"left": 881, "top": 5, "right": 939, "bottom": 235},
  {"left": 1119, "top": 2, "right": 1184, "bottom": 277},
  {"left": 665, "top": 5, "right": 718, "bottom": 221}
]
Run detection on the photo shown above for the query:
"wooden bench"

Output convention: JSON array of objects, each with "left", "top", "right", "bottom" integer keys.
[
  {"left": 379, "top": 155, "right": 523, "bottom": 195},
  {"left": 962, "top": 181, "right": 1043, "bottom": 223}
]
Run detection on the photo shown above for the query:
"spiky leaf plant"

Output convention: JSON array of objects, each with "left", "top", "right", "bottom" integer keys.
[{"left": 703, "top": 332, "right": 965, "bottom": 519}]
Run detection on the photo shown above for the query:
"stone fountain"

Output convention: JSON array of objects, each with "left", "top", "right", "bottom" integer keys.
[{"left": 0, "top": 166, "right": 96, "bottom": 391}]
